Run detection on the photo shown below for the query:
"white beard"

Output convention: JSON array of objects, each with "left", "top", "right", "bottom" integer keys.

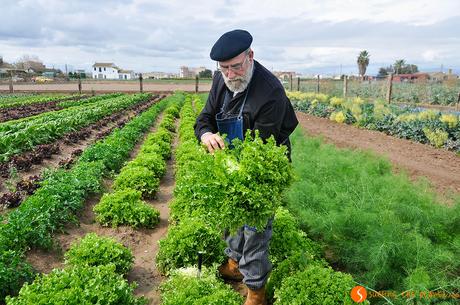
[{"left": 222, "top": 62, "right": 254, "bottom": 93}]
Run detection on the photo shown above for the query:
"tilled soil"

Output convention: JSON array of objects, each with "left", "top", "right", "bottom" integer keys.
[
  {"left": 0, "top": 95, "right": 88, "bottom": 123},
  {"left": 296, "top": 112, "right": 460, "bottom": 202}
]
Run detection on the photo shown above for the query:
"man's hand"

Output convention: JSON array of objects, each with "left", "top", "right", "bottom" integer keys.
[{"left": 201, "top": 132, "right": 225, "bottom": 154}]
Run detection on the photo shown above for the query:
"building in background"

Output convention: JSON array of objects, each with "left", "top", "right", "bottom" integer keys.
[
  {"left": 92, "top": 62, "right": 135, "bottom": 80},
  {"left": 143, "top": 71, "right": 178, "bottom": 79},
  {"left": 0, "top": 56, "right": 14, "bottom": 78},
  {"left": 272, "top": 71, "right": 299, "bottom": 81},
  {"left": 16, "top": 60, "right": 46, "bottom": 74},
  {"left": 179, "top": 66, "right": 206, "bottom": 78},
  {"left": 392, "top": 73, "right": 429, "bottom": 82},
  {"left": 118, "top": 69, "right": 134, "bottom": 80}
]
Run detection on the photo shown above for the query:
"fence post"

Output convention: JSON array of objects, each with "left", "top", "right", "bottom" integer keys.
[
  {"left": 139, "top": 73, "right": 143, "bottom": 93},
  {"left": 195, "top": 75, "right": 199, "bottom": 93},
  {"left": 78, "top": 76, "right": 82, "bottom": 94},
  {"left": 9, "top": 71, "right": 13, "bottom": 93},
  {"left": 297, "top": 77, "right": 300, "bottom": 91},
  {"left": 343, "top": 75, "right": 348, "bottom": 98},
  {"left": 316, "top": 75, "right": 320, "bottom": 93},
  {"left": 457, "top": 92, "right": 460, "bottom": 111},
  {"left": 386, "top": 73, "right": 393, "bottom": 104}
]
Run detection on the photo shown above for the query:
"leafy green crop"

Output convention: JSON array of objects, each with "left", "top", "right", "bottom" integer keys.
[
  {"left": 125, "top": 154, "right": 166, "bottom": 177},
  {"left": 5, "top": 265, "right": 146, "bottom": 305},
  {"left": 64, "top": 233, "right": 134, "bottom": 275},
  {"left": 270, "top": 207, "right": 323, "bottom": 267},
  {"left": 159, "top": 115, "right": 176, "bottom": 132},
  {"left": 94, "top": 189, "right": 160, "bottom": 228},
  {"left": 92, "top": 96, "right": 183, "bottom": 230},
  {"left": 156, "top": 217, "right": 226, "bottom": 275},
  {"left": 286, "top": 128, "right": 460, "bottom": 293},
  {"left": 267, "top": 252, "right": 324, "bottom": 301},
  {"left": 0, "top": 94, "right": 68, "bottom": 109},
  {"left": 160, "top": 267, "right": 242, "bottom": 305},
  {"left": 172, "top": 130, "right": 293, "bottom": 233},
  {"left": 289, "top": 91, "right": 460, "bottom": 152},
  {"left": 0, "top": 94, "right": 180, "bottom": 300},
  {"left": 113, "top": 166, "right": 160, "bottom": 198},
  {"left": 140, "top": 138, "right": 172, "bottom": 160},
  {"left": 164, "top": 105, "right": 180, "bottom": 118},
  {"left": 0, "top": 93, "right": 152, "bottom": 162},
  {"left": 274, "top": 265, "right": 362, "bottom": 305},
  {"left": 0, "top": 250, "right": 35, "bottom": 301}
]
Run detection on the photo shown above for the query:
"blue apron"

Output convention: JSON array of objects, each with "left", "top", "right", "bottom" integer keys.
[{"left": 215, "top": 86, "right": 250, "bottom": 148}]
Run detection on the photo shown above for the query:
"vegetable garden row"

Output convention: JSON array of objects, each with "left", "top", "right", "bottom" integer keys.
[
  {"left": 0, "top": 92, "right": 182, "bottom": 303},
  {"left": 0, "top": 92, "right": 458, "bottom": 304},
  {"left": 287, "top": 80, "right": 460, "bottom": 105},
  {"left": 0, "top": 93, "right": 149, "bottom": 162},
  {"left": 288, "top": 91, "right": 460, "bottom": 153},
  {"left": 155, "top": 94, "right": 363, "bottom": 304},
  {"left": 0, "top": 93, "right": 163, "bottom": 209}
]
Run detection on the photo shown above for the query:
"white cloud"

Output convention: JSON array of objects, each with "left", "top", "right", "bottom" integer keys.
[{"left": 0, "top": 0, "right": 459, "bottom": 74}]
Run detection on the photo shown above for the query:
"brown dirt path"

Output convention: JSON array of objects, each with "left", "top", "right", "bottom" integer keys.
[
  {"left": 25, "top": 116, "right": 178, "bottom": 305},
  {"left": 296, "top": 112, "right": 460, "bottom": 200},
  {"left": 0, "top": 82, "right": 211, "bottom": 93}
]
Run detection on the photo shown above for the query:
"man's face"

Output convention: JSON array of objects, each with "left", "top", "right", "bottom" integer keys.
[{"left": 219, "top": 50, "right": 254, "bottom": 92}]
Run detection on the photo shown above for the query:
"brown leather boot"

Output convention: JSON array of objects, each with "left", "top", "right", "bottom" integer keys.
[
  {"left": 244, "top": 286, "right": 267, "bottom": 305},
  {"left": 218, "top": 258, "right": 244, "bottom": 281}
]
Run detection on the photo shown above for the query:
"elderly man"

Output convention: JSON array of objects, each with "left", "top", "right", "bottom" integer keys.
[{"left": 194, "top": 29, "right": 298, "bottom": 305}]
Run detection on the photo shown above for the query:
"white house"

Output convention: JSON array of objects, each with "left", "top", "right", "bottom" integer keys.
[
  {"left": 92, "top": 63, "right": 135, "bottom": 80},
  {"left": 118, "top": 69, "right": 134, "bottom": 80},
  {"left": 92, "top": 63, "right": 119, "bottom": 79}
]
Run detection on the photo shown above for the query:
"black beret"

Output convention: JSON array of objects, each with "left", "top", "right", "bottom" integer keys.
[{"left": 210, "top": 29, "right": 253, "bottom": 61}]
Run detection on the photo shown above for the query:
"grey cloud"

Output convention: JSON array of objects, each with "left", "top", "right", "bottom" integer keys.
[{"left": 0, "top": 1, "right": 458, "bottom": 74}]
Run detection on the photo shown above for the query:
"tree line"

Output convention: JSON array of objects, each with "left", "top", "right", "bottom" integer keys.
[{"left": 357, "top": 50, "right": 419, "bottom": 79}]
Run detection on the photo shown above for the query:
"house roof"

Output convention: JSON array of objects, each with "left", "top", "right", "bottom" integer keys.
[
  {"left": 118, "top": 69, "right": 133, "bottom": 73},
  {"left": 93, "top": 62, "right": 117, "bottom": 68}
]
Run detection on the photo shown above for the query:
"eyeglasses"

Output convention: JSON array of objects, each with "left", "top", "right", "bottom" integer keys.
[{"left": 218, "top": 55, "right": 249, "bottom": 73}]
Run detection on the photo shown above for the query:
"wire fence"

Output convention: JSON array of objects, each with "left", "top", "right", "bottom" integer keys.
[{"left": 284, "top": 76, "right": 460, "bottom": 106}]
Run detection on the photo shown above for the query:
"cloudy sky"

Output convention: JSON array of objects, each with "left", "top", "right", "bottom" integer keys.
[{"left": 1, "top": 0, "right": 459, "bottom": 75}]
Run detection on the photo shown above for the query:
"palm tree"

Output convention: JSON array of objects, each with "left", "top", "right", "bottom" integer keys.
[
  {"left": 394, "top": 59, "right": 406, "bottom": 74},
  {"left": 357, "top": 50, "right": 370, "bottom": 81}
]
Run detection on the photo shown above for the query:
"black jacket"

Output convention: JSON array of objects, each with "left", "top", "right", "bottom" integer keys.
[{"left": 194, "top": 60, "right": 298, "bottom": 157}]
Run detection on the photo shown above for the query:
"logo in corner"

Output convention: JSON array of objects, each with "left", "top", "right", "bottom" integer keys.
[{"left": 351, "top": 285, "right": 367, "bottom": 303}]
